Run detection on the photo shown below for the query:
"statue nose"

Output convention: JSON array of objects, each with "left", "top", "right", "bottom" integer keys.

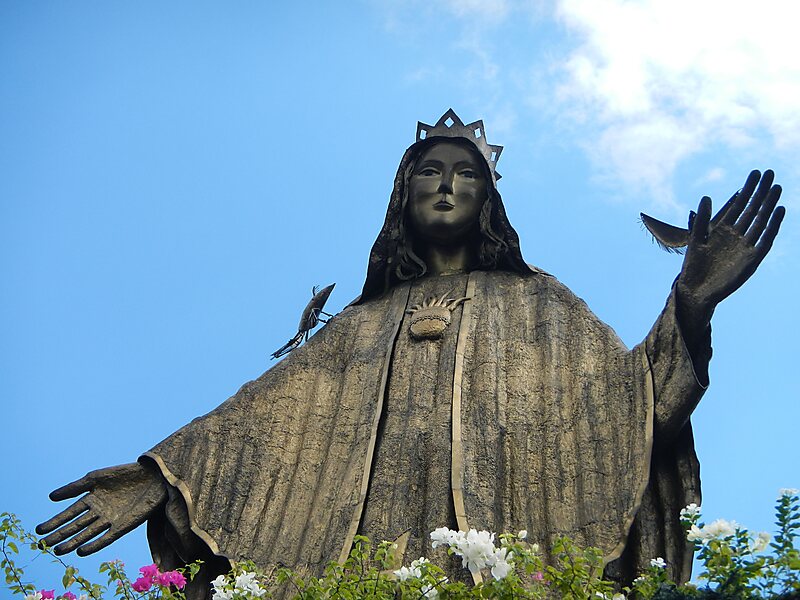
[{"left": 437, "top": 175, "right": 454, "bottom": 195}]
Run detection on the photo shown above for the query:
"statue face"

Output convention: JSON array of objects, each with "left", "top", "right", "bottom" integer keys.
[{"left": 407, "top": 142, "right": 487, "bottom": 245}]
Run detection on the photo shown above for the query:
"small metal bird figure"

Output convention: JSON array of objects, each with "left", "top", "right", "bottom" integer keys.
[
  {"left": 271, "top": 283, "right": 336, "bottom": 359},
  {"left": 640, "top": 190, "right": 739, "bottom": 253}
]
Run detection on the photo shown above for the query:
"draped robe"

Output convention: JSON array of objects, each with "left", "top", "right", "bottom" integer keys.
[{"left": 143, "top": 266, "right": 706, "bottom": 589}]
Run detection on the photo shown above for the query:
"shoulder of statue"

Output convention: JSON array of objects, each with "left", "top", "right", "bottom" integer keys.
[{"left": 495, "top": 265, "right": 592, "bottom": 312}]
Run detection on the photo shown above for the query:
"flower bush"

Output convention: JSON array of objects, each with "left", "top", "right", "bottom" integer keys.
[{"left": 2, "top": 489, "right": 798, "bottom": 599}]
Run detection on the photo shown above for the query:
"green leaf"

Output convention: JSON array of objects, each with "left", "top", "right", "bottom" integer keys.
[{"left": 63, "top": 565, "right": 76, "bottom": 588}]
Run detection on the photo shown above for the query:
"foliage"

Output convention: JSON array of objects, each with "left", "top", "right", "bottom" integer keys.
[
  {"left": 1, "top": 512, "right": 195, "bottom": 600},
  {"left": 2, "top": 489, "right": 798, "bottom": 600}
]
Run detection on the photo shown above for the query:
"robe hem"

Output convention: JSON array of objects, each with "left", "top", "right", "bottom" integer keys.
[{"left": 141, "top": 452, "right": 230, "bottom": 563}]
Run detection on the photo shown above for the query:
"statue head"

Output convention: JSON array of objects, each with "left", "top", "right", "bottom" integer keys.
[
  {"left": 357, "top": 110, "right": 533, "bottom": 302},
  {"left": 393, "top": 137, "right": 512, "bottom": 281}
]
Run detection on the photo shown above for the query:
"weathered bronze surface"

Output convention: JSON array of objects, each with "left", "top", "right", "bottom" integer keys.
[{"left": 36, "top": 110, "right": 785, "bottom": 599}]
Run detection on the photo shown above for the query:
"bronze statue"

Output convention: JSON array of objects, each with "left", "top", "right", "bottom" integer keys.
[{"left": 36, "top": 110, "right": 785, "bottom": 597}]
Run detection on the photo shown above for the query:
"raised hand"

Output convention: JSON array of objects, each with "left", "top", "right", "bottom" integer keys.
[
  {"left": 676, "top": 169, "right": 785, "bottom": 319},
  {"left": 36, "top": 462, "right": 167, "bottom": 556}
]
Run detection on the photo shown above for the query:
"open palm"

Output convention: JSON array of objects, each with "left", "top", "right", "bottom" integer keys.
[
  {"left": 36, "top": 462, "right": 166, "bottom": 556},
  {"left": 677, "top": 169, "right": 785, "bottom": 313}
]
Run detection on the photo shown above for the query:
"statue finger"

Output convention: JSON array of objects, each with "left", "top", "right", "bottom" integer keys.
[
  {"left": 746, "top": 184, "right": 782, "bottom": 245},
  {"left": 76, "top": 527, "right": 119, "bottom": 557},
  {"left": 723, "top": 170, "right": 760, "bottom": 225},
  {"left": 40, "top": 512, "right": 98, "bottom": 547},
  {"left": 736, "top": 170, "right": 774, "bottom": 234},
  {"left": 754, "top": 205, "right": 785, "bottom": 260},
  {"left": 710, "top": 190, "right": 740, "bottom": 227},
  {"left": 49, "top": 477, "right": 94, "bottom": 502},
  {"left": 53, "top": 521, "right": 110, "bottom": 556},
  {"left": 35, "top": 499, "right": 89, "bottom": 535}
]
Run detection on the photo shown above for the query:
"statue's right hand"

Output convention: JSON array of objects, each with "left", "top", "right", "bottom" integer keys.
[{"left": 35, "top": 462, "right": 167, "bottom": 556}]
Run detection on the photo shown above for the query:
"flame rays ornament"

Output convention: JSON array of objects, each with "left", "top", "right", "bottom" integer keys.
[{"left": 406, "top": 292, "right": 470, "bottom": 340}]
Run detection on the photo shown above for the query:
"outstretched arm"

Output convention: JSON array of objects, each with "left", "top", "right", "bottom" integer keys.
[
  {"left": 649, "top": 170, "right": 785, "bottom": 440},
  {"left": 36, "top": 461, "right": 167, "bottom": 556}
]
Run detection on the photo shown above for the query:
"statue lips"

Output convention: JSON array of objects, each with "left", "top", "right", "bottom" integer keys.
[{"left": 433, "top": 195, "right": 455, "bottom": 210}]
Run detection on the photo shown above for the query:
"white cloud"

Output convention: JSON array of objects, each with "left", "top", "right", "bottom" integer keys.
[
  {"left": 694, "top": 167, "right": 726, "bottom": 186},
  {"left": 374, "top": 0, "right": 799, "bottom": 212},
  {"left": 554, "top": 0, "right": 800, "bottom": 209}
]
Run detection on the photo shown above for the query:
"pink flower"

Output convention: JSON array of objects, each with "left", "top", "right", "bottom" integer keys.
[
  {"left": 533, "top": 571, "right": 544, "bottom": 581},
  {"left": 139, "top": 564, "right": 160, "bottom": 580},
  {"left": 155, "top": 570, "right": 187, "bottom": 589},
  {"left": 131, "top": 577, "right": 153, "bottom": 592},
  {"left": 40, "top": 592, "right": 55, "bottom": 600},
  {"left": 60, "top": 593, "right": 77, "bottom": 600}
]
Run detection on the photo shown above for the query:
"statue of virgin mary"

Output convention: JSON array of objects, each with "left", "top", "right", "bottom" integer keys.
[{"left": 37, "top": 109, "right": 785, "bottom": 598}]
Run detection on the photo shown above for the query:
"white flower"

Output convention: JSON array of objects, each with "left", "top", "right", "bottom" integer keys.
[
  {"left": 395, "top": 557, "right": 428, "bottom": 581},
  {"left": 517, "top": 529, "right": 528, "bottom": 539},
  {"left": 24, "top": 594, "right": 42, "bottom": 600},
  {"left": 530, "top": 542, "right": 540, "bottom": 553},
  {"left": 490, "top": 549, "right": 514, "bottom": 580},
  {"left": 233, "top": 571, "right": 266, "bottom": 597},
  {"left": 650, "top": 557, "right": 666, "bottom": 569},
  {"left": 394, "top": 566, "right": 419, "bottom": 581},
  {"left": 779, "top": 488, "right": 799, "bottom": 497},
  {"left": 612, "top": 595, "right": 625, "bottom": 600},
  {"left": 421, "top": 583, "right": 438, "bottom": 598},
  {"left": 430, "top": 527, "right": 517, "bottom": 577},
  {"left": 251, "top": 585, "right": 267, "bottom": 598},
  {"left": 211, "top": 576, "right": 233, "bottom": 600},
  {"left": 430, "top": 527, "right": 459, "bottom": 549},
  {"left": 457, "top": 529, "right": 497, "bottom": 574},
  {"left": 704, "top": 519, "right": 738, "bottom": 539},
  {"left": 688, "top": 518, "right": 738, "bottom": 542},
  {"left": 751, "top": 531, "right": 771, "bottom": 553},
  {"left": 633, "top": 576, "right": 646, "bottom": 585},
  {"left": 680, "top": 503, "right": 701, "bottom": 519},
  {"left": 411, "top": 556, "right": 430, "bottom": 569},
  {"left": 686, "top": 524, "right": 705, "bottom": 542},
  {"left": 212, "top": 588, "right": 233, "bottom": 600},
  {"left": 460, "top": 549, "right": 488, "bottom": 573},
  {"left": 235, "top": 571, "right": 256, "bottom": 589}
]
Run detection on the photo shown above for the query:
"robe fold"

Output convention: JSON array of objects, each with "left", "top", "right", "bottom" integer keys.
[{"left": 143, "top": 267, "right": 705, "bottom": 589}]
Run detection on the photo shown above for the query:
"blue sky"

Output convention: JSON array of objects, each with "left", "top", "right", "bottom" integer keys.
[{"left": 2, "top": 0, "right": 798, "bottom": 591}]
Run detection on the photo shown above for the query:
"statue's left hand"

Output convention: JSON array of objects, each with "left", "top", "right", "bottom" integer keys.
[{"left": 676, "top": 169, "right": 785, "bottom": 319}]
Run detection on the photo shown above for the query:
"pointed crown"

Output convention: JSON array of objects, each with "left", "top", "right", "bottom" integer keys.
[{"left": 416, "top": 108, "right": 504, "bottom": 180}]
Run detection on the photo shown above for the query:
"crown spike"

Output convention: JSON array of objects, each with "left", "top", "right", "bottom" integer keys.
[{"left": 415, "top": 109, "right": 503, "bottom": 180}]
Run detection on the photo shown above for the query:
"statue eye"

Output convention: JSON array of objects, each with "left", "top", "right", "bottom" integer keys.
[
  {"left": 459, "top": 169, "right": 478, "bottom": 179},
  {"left": 418, "top": 167, "right": 440, "bottom": 176}
]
